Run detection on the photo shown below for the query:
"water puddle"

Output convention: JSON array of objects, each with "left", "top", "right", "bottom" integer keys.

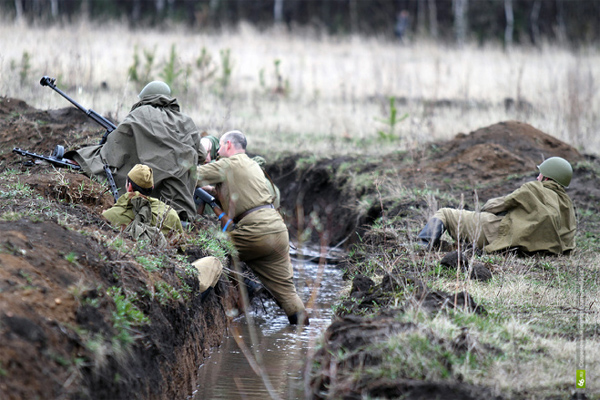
[{"left": 192, "top": 256, "right": 344, "bottom": 399}]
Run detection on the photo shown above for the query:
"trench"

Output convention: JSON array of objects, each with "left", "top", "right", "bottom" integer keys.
[{"left": 191, "top": 252, "right": 345, "bottom": 399}]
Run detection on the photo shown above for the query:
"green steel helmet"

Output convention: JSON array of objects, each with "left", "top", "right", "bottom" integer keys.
[
  {"left": 538, "top": 157, "right": 573, "bottom": 187},
  {"left": 138, "top": 81, "right": 171, "bottom": 98}
]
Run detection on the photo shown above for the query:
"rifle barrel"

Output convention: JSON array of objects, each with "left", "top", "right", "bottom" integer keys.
[{"left": 40, "top": 76, "right": 116, "bottom": 132}]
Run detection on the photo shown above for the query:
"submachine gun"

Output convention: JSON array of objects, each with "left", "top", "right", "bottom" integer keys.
[
  {"left": 12, "top": 76, "right": 120, "bottom": 201},
  {"left": 194, "top": 188, "right": 235, "bottom": 232}
]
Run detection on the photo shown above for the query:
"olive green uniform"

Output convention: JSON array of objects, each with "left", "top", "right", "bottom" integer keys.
[
  {"left": 102, "top": 191, "right": 183, "bottom": 236},
  {"left": 71, "top": 95, "right": 206, "bottom": 221},
  {"left": 434, "top": 180, "right": 576, "bottom": 254},
  {"left": 197, "top": 153, "right": 305, "bottom": 317}
]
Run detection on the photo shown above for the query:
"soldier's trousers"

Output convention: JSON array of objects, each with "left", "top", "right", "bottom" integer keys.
[
  {"left": 434, "top": 208, "right": 504, "bottom": 249},
  {"left": 230, "top": 229, "right": 306, "bottom": 317}
]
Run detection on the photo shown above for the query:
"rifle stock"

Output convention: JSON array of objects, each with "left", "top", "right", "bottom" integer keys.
[
  {"left": 12, "top": 148, "right": 81, "bottom": 170},
  {"left": 194, "top": 188, "right": 235, "bottom": 231}
]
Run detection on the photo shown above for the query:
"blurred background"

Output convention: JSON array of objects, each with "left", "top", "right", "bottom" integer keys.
[{"left": 1, "top": 0, "right": 599, "bottom": 156}]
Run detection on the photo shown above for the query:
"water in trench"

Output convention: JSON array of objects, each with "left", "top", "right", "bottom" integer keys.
[{"left": 192, "top": 254, "right": 344, "bottom": 399}]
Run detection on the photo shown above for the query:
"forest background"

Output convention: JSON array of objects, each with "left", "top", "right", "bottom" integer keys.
[
  {"left": 2, "top": 0, "right": 600, "bottom": 159},
  {"left": 5, "top": 0, "right": 600, "bottom": 47}
]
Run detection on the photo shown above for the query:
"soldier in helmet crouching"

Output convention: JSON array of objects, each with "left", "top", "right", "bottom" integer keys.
[{"left": 417, "top": 157, "right": 576, "bottom": 255}]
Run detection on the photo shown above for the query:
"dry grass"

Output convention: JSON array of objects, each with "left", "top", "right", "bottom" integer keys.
[{"left": 1, "top": 19, "right": 599, "bottom": 157}]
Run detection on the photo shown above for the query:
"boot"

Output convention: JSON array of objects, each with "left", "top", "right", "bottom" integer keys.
[
  {"left": 417, "top": 218, "right": 445, "bottom": 250},
  {"left": 288, "top": 311, "right": 310, "bottom": 326},
  {"left": 243, "top": 276, "right": 264, "bottom": 298}
]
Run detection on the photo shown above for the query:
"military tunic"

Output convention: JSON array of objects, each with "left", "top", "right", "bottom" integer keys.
[
  {"left": 71, "top": 95, "right": 206, "bottom": 221},
  {"left": 102, "top": 191, "right": 183, "bottom": 236},
  {"left": 197, "top": 153, "right": 305, "bottom": 317},
  {"left": 434, "top": 180, "right": 576, "bottom": 255},
  {"left": 484, "top": 180, "right": 575, "bottom": 254}
]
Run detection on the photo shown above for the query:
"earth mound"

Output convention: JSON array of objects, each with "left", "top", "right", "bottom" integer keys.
[{"left": 408, "top": 120, "right": 584, "bottom": 186}]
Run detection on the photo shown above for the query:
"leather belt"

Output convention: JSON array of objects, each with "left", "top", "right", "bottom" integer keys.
[{"left": 234, "top": 204, "right": 274, "bottom": 224}]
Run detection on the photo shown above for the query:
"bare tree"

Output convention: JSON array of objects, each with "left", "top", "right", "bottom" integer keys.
[
  {"left": 132, "top": 0, "right": 142, "bottom": 22},
  {"left": 530, "top": 0, "right": 541, "bottom": 45},
  {"left": 50, "top": 0, "right": 59, "bottom": 18},
  {"left": 80, "top": 0, "right": 90, "bottom": 21},
  {"left": 274, "top": 0, "right": 284, "bottom": 24},
  {"left": 349, "top": 0, "right": 358, "bottom": 34},
  {"left": 453, "top": 0, "right": 468, "bottom": 47},
  {"left": 555, "top": 0, "right": 567, "bottom": 43},
  {"left": 504, "top": 0, "right": 514, "bottom": 48},
  {"left": 428, "top": 0, "right": 438, "bottom": 38},
  {"left": 14, "top": 0, "right": 23, "bottom": 22},
  {"left": 417, "top": 0, "right": 427, "bottom": 36}
]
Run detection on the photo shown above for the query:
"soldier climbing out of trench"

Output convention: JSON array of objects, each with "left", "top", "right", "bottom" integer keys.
[
  {"left": 417, "top": 157, "right": 577, "bottom": 255},
  {"left": 195, "top": 130, "right": 309, "bottom": 325}
]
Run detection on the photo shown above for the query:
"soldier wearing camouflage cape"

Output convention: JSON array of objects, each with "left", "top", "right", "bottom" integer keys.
[
  {"left": 196, "top": 130, "right": 308, "bottom": 325},
  {"left": 417, "top": 157, "right": 576, "bottom": 255},
  {"left": 68, "top": 81, "right": 206, "bottom": 221}
]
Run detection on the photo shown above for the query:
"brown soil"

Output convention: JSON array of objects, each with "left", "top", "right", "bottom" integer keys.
[
  {"left": 0, "top": 97, "right": 240, "bottom": 399},
  {"left": 2, "top": 96, "right": 599, "bottom": 399}
]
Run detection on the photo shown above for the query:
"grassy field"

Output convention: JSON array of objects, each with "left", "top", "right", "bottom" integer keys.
[{"left": 2, "top": 19, "right": 600, "bottom": 157}]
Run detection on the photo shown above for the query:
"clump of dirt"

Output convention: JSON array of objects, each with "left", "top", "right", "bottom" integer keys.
[
  {"left": 336, "top": 271, "right": 485, "bottom": 317},
  {"left": 308, "top": 312, "right": 503, "bottom": 400},
  {"left": 23, "top": 171, "right": 114, "bottom": 210}
]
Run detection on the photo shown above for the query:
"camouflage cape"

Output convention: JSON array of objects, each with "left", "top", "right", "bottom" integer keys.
[
  {"left": 483, "top": 180, "right": 576, "bottom": 254},
  {"left": 70, "top": 95, "right": 206, "bottom": 221}
]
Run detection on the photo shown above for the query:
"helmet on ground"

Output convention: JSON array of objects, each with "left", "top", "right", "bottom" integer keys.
[
  {"left": 138, "top": 81, "right": 171, "bottom": 98},
  {"left": 538, "top": 157, "right": 573, "bottom": 187}
]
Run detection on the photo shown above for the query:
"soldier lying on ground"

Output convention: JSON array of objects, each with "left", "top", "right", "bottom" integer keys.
[
  {"left": 102, "top": 164, "right": 183, "bottom": 238},
  {"left": 196, "top": 130, "right": 309, "bottom": 325},
  {"left": 417, "top": 157, "right": 576, "bottom": 255},
  {"left": 65, "top": 81, "right": 206, "bottom": 222}
]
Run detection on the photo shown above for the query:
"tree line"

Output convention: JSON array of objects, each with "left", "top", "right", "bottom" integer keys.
[{"left": 7, "top": 0, "right": 600, "bottom": 46}]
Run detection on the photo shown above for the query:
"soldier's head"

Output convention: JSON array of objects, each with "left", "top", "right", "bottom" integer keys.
[
  {"left": 218, "top": 130, "right": 247, "bottom": 158},
  {"left": 200, "top": 135, "right": 220, "bottom": 163},
  {"left": 127, "top": 164, "right": 154, "bottom": 195},
  {"left": 537, "top": 157, "right": 573, "bottom": 187},
  {"left": 138, "top": 81, "right": 171, "bottom": 99}
]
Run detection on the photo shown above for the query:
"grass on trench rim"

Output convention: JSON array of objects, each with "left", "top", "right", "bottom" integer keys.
[
  {"left": 325, "top": 168, "right": 600, "bottom": 397},
  {"left": 334, "top": 231, "right": 600, "bottom": 395}
]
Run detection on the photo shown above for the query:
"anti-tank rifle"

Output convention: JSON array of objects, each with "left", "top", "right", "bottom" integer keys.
[
  {"left": 39, "top": 76, "right": 117, "bottom": 145},
  {"left": 12, "top": 76, "right": 120, "bottom": 201}
]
